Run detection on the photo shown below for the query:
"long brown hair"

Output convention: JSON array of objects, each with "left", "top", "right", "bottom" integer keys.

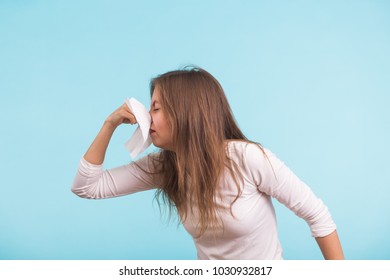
[{"left": 149, "top": 67, "right": 253, "bottom": 236}]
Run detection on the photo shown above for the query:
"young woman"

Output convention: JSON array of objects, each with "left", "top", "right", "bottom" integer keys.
[{"left": 71, "top": 67, "right": 344, "bottom": 260}]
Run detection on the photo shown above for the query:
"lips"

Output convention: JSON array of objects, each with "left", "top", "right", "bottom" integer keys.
[{"left": 149, "top": 129, "right": 156, "bottom": 135}]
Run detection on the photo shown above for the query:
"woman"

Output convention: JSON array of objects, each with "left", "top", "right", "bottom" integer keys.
[{"left": 71, "top": 67, "right": 344, "bottom": 260}]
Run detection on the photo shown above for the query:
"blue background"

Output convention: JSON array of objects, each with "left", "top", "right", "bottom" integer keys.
[{"left": 0, "top": 0, "right": 389, "bottom": 260}]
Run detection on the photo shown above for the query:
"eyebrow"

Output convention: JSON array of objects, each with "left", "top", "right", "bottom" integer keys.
[{"left": 152, "top": 101, "right": 160, "bottom": 107}]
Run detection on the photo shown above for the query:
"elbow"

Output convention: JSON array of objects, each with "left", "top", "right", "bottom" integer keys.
[
  {"left": 71, "top": 174, "right": 100, "bottom": 199},
  {"left": 71, "top": 184, "right": 93, "bottom": 199},
  {"left": 70, "top": 182, "right": 108, "bottom": 199},
  {"left": 71, "top": 188, "right": 86, "bottom": 199},
  {"left": 309, "top": 211, "right": 337, "bottom": 238},
  {"left": 70, "top": 168, "right": 112, "bottom": 199}
]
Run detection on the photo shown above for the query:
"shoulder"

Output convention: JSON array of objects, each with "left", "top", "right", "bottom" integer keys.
[
  {"left": 226, "top": 140, "right": 278, "bottom": 187},
  {"left": 226, "top": 140, "right": 270, "bottom": 163},
  {"left": 226, "top": 140, "right": 271, "bottom": 172}
]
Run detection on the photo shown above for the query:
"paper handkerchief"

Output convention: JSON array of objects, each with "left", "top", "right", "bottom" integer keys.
[{"left": 124, "top": 98, "right": 152, "bottom": 158}]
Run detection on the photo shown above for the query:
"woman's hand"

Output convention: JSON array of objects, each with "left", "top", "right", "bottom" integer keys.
[{"left": 105, "top": 103, "right": 137, "bottom": 129}]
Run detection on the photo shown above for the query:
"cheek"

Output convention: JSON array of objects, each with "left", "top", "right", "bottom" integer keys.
[
  {"left": 164, "top": 119, "right": 173, "bottom": 136},
  {"left": 153, "top": 116, "right": 165, "bottom": 132},
  {"left": 158, "top": 114, "right": 170, "bottom": 131}
]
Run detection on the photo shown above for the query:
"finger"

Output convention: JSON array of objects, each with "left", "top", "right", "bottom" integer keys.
[
  {"left": 129, "top": 115, "right": 137, "bottom": 124},
  {"left": 121, "top": 103, "right": 138, "bottom": 124},
  {"left": 122, "top": 103, "right": 134, "bottom": 114},
  {"left": 123, "top": 111, "right": 137, "bottom": 124}
]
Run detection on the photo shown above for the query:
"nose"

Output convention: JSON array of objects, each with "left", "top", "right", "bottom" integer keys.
[{"left": 149, "top": 111, "right": 153, "bottom": 125}]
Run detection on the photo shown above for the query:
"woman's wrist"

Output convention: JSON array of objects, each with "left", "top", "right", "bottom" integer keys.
[{"left": 103, "top": 119, "right": 118, "bottom": 131}]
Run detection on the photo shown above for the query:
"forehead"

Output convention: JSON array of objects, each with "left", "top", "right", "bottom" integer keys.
[{"left": 151, "top": 87, "right": 161, "bottom": 103}]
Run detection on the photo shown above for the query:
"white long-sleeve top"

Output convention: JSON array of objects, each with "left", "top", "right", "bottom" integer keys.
[{"left": 71, "top": 141, "right": 336, "bottom": 259}]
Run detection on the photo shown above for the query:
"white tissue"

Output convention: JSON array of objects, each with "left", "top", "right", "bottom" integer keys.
[{"left": 124, "top": 98, "right": 152, "bottom": 158}]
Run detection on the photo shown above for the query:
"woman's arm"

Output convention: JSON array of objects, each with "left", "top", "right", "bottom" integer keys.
[
  {"left": 71, "top": 103, "right": 157, "bottom": 199},
  {"left": 244, "top": 144, "right": 344, "bottom": 259},
  {"left": 315, "top": 230, "right": 344, "bottom": 260},
  {"left": 84, "top": 103, "right": 137, "bottom": 165}
]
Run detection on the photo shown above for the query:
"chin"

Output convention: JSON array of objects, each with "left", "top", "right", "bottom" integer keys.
[
  {"left": 152, "top": 141, "right": 164, "bottom": 149},
  {"left": 152, "top": 138, "right": 173, "bottom": 151},
  {"left": 155, "top": 143, "right": 173, "bottom": 151}
]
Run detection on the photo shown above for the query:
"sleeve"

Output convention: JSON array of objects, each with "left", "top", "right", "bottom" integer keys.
[
  {"left": 244, "top": 143, "right": 337, "bottom": 238},
  {"left": 71, "top": 153, "right": 161, "bottom": 199}
]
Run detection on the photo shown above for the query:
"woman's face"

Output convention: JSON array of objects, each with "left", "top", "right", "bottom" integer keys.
[{"left": 149, "top": 88, "right": 174, "bottom": 151}]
